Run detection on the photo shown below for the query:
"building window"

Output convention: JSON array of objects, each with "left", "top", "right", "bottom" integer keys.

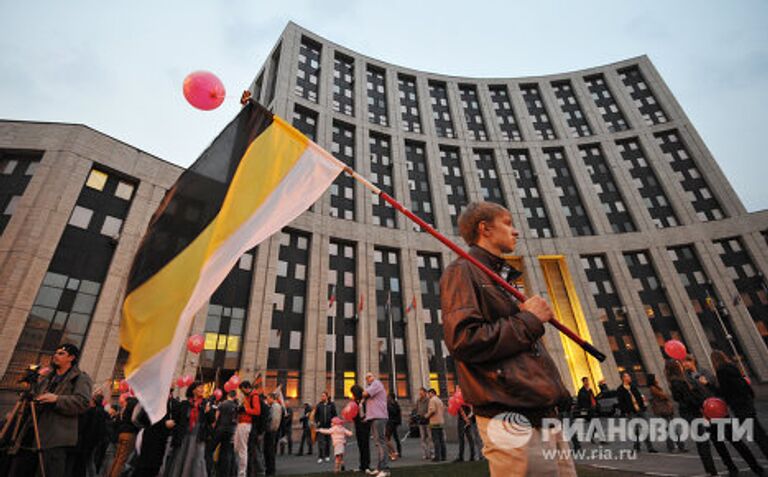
[
  {"left": 398, "top": 74, "right": 422, "bottom": 133},
  {"left": 295, "top": 36, "right": 321, "bottom": 103},
  {"left": 552, "top": 80, "right": 592, "bottom": 138},
  {"left": 292, "top": 105, "right": 318, "bottom": 142},
  {"left": 367, "top": 65, "right": 388, "bottom": 126},
  {"left": 618, "top": 65, "right": 667, "bottom": 126},
  {"left": 508, "top": 149, "right": 553, "bottom": 238},
  {"left": 333, "top": 52, "right": 355, "bottom": 116},
  {"left": 374, "top": 246, "right": 408, "bottom": 398},
  {"left": 458, "top": 84, "right": 487, "bottom": 141},
  {"left": 579, "top": 144, "right": 635, "bottom": 233},
  {"left": 439, "top": 146, "right": 468, "bottom": 234},
  {"left": 654, "top": 130, "right": 724, "bottom": 222},
  {"left": 428, "top": 81, "right": 454, "bottom": 138},
  {"left": 584, "top": 74, "right": 629, "bottom": 133},
  {"left": 327, "top": 239, "right": 358, "bottom": 398},
  {"left": 404, "top": 141, "right": 434, "bottom": 230},
  {"left": 544, "top": 148, "right": 593, "bottom": 236},
  {"left": 370, "top": 133, "right": 396, "bottom": 228},
  {"left": 488, "top": 85, "right": 522, "bottom": 141},
  {"left": 0, "top": 150, "right": 42, "bottom": 235},
  {"left": 86, "top": 169, "right": 108, "bottom": 191},
  {"left": 473, "top": 149, "right": 506, "bottom": 207},
  {"left": 520, "top": 84, "right": 556, "bottom": 140},
  {"left": 418, "top": 253, "right": 454, "bottom": 395},
  {"left": 329, "top": 121, "right": 355, "bottom": 221}
]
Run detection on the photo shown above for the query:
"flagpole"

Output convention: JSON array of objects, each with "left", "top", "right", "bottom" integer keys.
[
  {"left": 336, "top": 164, "right": 606, "bottom": 363},
  {"left": 705, "top": 288, "right": 747, "bottom": 377}
]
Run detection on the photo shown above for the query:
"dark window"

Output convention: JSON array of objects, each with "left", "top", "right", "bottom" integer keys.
[
  {"left": 295, "top": 36, "right": 321, "bottom": 103},
  {"left": 439, "top": 146, "right": 468, "bottom": 234},
  {"left": 458, "top": 84, "right": 488, "bottom": 141},
  {"left": 292, "top": 105, "right": 318, "bottom": 141},
  {"left": 581, "top": 255, "right": 646, "bottom": 385},
  {"left": 398, "top": 74, "right": 422, "bottom": 133},
  {"left": 332, "top": 52, "right": 355, "bottom": 116},
  {"left": 0, "top": 150, "right": 42, "bottom": 235},
  {"left": 544, "top": 148, "right": 593, "bottom": 236},
  {"left": 488, "top": 85, "right": 522, "bottom": 141},
  {"left": 584, "top": 74, "right": 629, "bottom": 133},
  {"left": 367, "top": 66, "right": 388, "bottom": 126},
  {"left": 374, "top": 247, "right": 409, "bottom": 398},
  {"left": 618, "top": 65, "right": 667, "bottom": 126},
  {"left": 370, "top": 133, "right": 396, "bottom": 228},
  {"left": 404, "top": 141, "right": 434, "bottom": 229},
  {"left": 330, "top": 121, "right": 355, "bottom": 221},
  {"left": 579, "top": 144, "right": 635, "bottom": 233},
  {"left": 508, "top": 149, "right": 553, "bottom": 238},
  {"left": 417, "top": 253, "right": 455, "bottom": 395},
  {"left": 655, "top": 130, "right": 725, "bottom": 222},
  {"left": 429, "top": 81, "right": 455, "bottom": 138},
  {"left": 520, "top": 84, "right": 556, "bottom": 140},
  {"left": 616, "top": 138, "right": 678, "bottom": 228},
  {"left": 473, "top": 149, "right": 506, "bottom": 206},
  {"left": 327, "top": 239, "right": 358, "bottom": 397},
  {"left": 552, "top": 80, "right": 592, "bottom": 138},
  {"left": 714, "top": 237, "right": 768, "bottom": 347}
]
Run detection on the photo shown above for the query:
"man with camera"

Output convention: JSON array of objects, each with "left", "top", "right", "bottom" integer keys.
[{"left": 9, "top": 343, "right": 93, "bottom": 477}]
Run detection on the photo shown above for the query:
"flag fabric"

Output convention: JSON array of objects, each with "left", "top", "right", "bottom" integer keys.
[
  {"left": 354, "top": 293, "right": 364, "bottom": 320},
  {"left": 328, "top": 285, "right": 336, "bottom": 310},
  {"left": 121, "top": 101, "right": 345, "bottom": 422},
  {"left": 405, "top": 295, "right": 417, "bottom": 314}
]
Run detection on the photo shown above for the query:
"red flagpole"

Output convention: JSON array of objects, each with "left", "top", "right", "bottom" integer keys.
[{"left": 340, "top": 166, "right": 606, "bottom": 362}]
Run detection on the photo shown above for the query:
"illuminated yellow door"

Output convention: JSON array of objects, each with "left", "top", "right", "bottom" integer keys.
[{"left": 539, "top": 256, "right": 603, "bottom": 390}]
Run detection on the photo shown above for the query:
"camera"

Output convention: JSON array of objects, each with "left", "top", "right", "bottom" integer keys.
[{"left": 18, "top": 364, "right": 41, "bottom": 385}]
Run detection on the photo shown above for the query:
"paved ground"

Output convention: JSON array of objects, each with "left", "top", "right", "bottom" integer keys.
[{"left": 270, "top": 387, "right": 768, "bottom": 476}]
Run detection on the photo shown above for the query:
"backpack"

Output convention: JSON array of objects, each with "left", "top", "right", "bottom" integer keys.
[{"left": 252, "top": 393, "right": 270, "bottom": 433}]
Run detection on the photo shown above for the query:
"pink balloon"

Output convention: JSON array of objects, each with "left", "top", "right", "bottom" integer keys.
[
  {"left": 176, "top": 376, "right": 185, "bottom": 388},
  {"left": 664, "top": 340, "right": 687, "bottom": 361},
  {"left": 341, "top": 401, "right": 359, "bottom": 421},
  {"left": 447, "top": 397, "right": 460, "bottom": 416},
  {"left": 119, "top": 379, "right": 131, "bottom": 393},
  {"left": 183, "top": 71, "right": 226, "bottom": 111},
  {"left": 224, "top": 381, "right": 234, "bottom": 393},
  {"left": 187, "top": 334, "right": 205, "bottom": 354},
  {"left": 702, "top": 397, "right": 728, "bottom": 419},
  {"left": 229, "top": 375, "right": 241, "bottom": 387},
  {"left": 182, "top": 375, "right": 194, "bottom": 387},
  {"left": 213, "top": 388, "right": 223, "bottom": 400}
]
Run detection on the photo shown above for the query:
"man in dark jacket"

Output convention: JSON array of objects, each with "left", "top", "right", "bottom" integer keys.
[
  {"left": 9, "top": 343, "right": 93, "bottom": 477},
  {"left": 616, "top": 372, "right": 657, "bottom": 453},
  {"left": 313, "top": 392, "right": 336, "bottom": 464},
  {"left": 440, "top": 202, "right": 573, "bottom": 476}
]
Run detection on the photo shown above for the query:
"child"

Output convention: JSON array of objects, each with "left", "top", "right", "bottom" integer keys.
[{"left": 317, "top": 416, "right": 353, "bottom": 473}]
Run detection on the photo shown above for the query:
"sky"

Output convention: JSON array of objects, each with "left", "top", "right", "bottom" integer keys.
[{"left": 1, "top": 1, "right": 767, "bottom": 211}]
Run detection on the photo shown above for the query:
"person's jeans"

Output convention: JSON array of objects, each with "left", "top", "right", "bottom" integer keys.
[
  {"left": 213, "top": 430, "right": 235, "bottom": 477},
  {"left": 298, "top": 428, "right": 313, "bottom": 455},
  {"left": 370, "top": 419, "right": 389, "bottom": 470},
  {"left": 234, "top": 423, "right": 251, "bottom": 477},
  {"left": 247, "top": 429, "right": 265, "bottom": 477},
  {"left": 418, "top": 423, "right": 433, "bottom": 458},
  {"left": 385, "top": 423, "right": 401, "bottom": 456},
  {"left": 264, "top": 431, "right": 278, "bottom": 476},
  {"left": 355, "top": 420, "right": 371, "bottom": 470},
  {"left": 10, "top": 446, "right": 72, "bottom": 477},
  {"left": 430, "top": 426, "right": 446, "bottom": 461},
  {"left": 316, "top": 431, "right": 331, "bottom": 459},
  {"left": 457, "top": 419, "right": 476, "bottom": 460}
]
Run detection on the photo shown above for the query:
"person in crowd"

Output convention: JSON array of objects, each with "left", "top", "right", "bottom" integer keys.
[
  {"left": 72, "top": 393, "right": 108, "bottom": 477},
  {"left": 711, "top": 350, "right": 768, "bottom": 461},
  {"left": 440, "top": 201, "right": 575, "bottom": 476},
  {"left": 455, "top": 399, "right": 477, "bottom": 462},
  {"left": 362, "top": 372, "right": 389, "bottom": 477},
  {"left": 616, "top": 372, "right": 657, "bottom": 454},
  {"left": 264, "top": 392, "right": 283, "bottom": 477},
  {"left": 576, "top": 377, "right": 597, "bottom": 418},
  {"left": 349, "top": 384, "right": 371, "bottom": 473},
  {"left": 647, "top": 373, "right": 686, "bottom": 453},
  {"left": 683, "top": 355, "right": 716, "bottom": 388},
  {"left": 314, "top": 391, "right": 336, "bottom": 464},
  {"left": 278, "top": 405, "right": 293, "bottom": 456},
  {"left": 167, "top": 381, "right": 212, "bottom": 477},
  {"left": 8, "top": 344, "right": 92, "bottom": 477},
  {"left": 316, "top": 416, "right": 353, "bottom": 474},
  {"left": 109, "top": 392, "right": 140, "bottom": 477},
  {"left": 131, "top": 391, "right": 176, "bottom": 477},
  {"left": 425, "top": 388, "right": 446, "bottom": 462},
  {"left": 247, "top": 380, "right": 268, "bottom": 477},
  {"left": 296, "top": 403, "right": 313, "bottom": 456},
  {"left": 597, "top": 379, "right": 609, "bottom": 396},
  {"left": 415, "top": 387, "right": 433, "bottom": 460},
  {"left": 212, "top": 390, "right": 238, "bottom": 477},
  {"left": 385, "top": 392, "right": 402, "bottom": 461},
  {"left": 235, "top": 381, "right": 259, "bottom": 477}
]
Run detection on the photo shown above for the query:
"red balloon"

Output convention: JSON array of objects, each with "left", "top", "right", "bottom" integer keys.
[
  {"left": 229, "top": 375, "right": 241, "bottom": 387},
  {"left": 702, "top": 397, "right": 728, "bottom": 419},
  {"left": 176, "top": 376, "right": 185, "bottom": 388},
  {"left": 454, "top": 389, "right": 464, "bottom": 406},
  {"left": 187, "top": 334, "right": 205, "bottom": 354},
  {"left": 213, "top": 388, "right": 223, "bottom": 401},
  {"left": 341, "top": 401, "right": 359, "bottom": 421},
  {"left": 119, "top": 379, "right": 130, "bottom": 393},
  {"left": 664, "top": 340, "right": 687, "bottom": 361},
  {"left": 447, "top": 396, "right": 460, "bottom": 416},
  {"left": 183, "top": 71, "right": 226, "bottom": 111},
  {"left": 224, "top": 381, "right": 234, "bottom": 393},
  {"left": 182, "top": 375, "right": 194, "bottom": 387}
]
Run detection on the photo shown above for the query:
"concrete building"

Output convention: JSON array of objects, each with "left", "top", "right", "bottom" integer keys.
[{"left": 2, "top": 22, "right": 768, "bottom": 410}]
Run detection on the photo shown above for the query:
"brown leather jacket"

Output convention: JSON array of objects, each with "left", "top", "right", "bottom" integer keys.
[{"left": 440, "top": 246, "right": 569, "bottom": 419}]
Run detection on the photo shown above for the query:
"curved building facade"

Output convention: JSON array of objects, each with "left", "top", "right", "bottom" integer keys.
[{"left": 1, "top": 22, "right": 768, "bottom": 408}]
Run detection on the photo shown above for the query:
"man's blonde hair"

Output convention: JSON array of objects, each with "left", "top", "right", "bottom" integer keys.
[{"left": 457, "top": 201, "right": 509, "bottom": 246}]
